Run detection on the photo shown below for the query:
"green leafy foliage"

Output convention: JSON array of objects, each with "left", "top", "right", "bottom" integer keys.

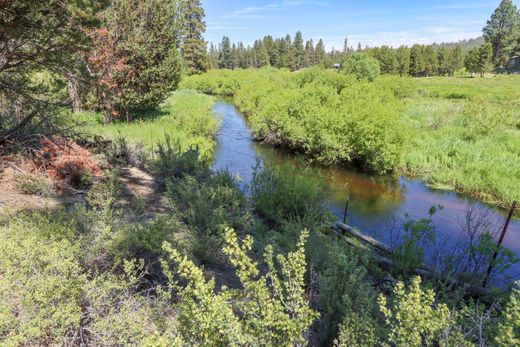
[
  {"left": 392, "top": 207, "right": 440, "bottom": 275},
  {"left": 378, "top": 277, "right": 456, "bottom": 346},
  {"left": 161, "top": 228, "right": 318, "bottom": 346},
  {"left": 342, "top": 52, "right": 381, "bottom": 81},
  {"left": 183, "top": 68, "right": 408, "bottom": 173},
  {"left": 0, "top": 218, "right": 86, "bottom": 345},
  {"left": 495, "top": 282, "right": 520, "bottom": 346},
  {"left": 334, "top": 313, "right": 379, "bottom": 347},
  {"left": 318, "top": 240, "right": 379, "bottom": 344},
  {"left": 251, "top": 163, "right": 327, "bottom": 226},
  {"left": 165, "top": 170, "right": 252, "bottom": 265}
]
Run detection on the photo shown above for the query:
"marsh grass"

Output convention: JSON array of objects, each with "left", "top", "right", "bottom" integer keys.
[
  {"left": 403, "top": 77, "right": 520, "bottom": 206},
  {"left": 79, "top": 90, "right": 219, "bottom": 162}
]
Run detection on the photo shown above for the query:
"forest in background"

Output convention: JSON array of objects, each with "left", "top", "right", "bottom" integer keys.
[{"left": 1, "top": 0, "right": 520, "bottom": 346}]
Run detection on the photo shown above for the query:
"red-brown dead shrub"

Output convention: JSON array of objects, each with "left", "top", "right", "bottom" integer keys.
[{"left": 27, "top": 136, "right": 101, "bottom": 190}]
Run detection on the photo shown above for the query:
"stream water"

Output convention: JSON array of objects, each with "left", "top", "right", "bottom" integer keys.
[{"left": 211, "top": 99, "right": 520, "bottom": 283}]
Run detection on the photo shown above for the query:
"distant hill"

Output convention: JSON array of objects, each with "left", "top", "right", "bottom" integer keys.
[{"left": 432, "top": 37, "right": 485, "bottom": 51}]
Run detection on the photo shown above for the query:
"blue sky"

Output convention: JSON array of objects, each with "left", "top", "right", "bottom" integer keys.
[{"left": 202, "top": 0, "right": 519, "bottom": 50}]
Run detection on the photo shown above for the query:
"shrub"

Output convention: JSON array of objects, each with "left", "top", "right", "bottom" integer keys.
[
  {"left": 495, "top": 282, "right": 520, "bottom": 347},
  {"left": 334, "top": 313, "right": 378, "bottom": 347},
  {"left": 165, "top": 170, "right": 252, "bottom": 264},
  {"left": 161, "top": 228, "right": 318, "bottom": 345},
  {"left": 317, "top": 240, "right": 378, "bottom": 343},
  {"left": 183, "top": 68, "right": 406, "bottom": 173},
  {"left": 0, "top": 218, "right": 86, "bottom": 345},
  {"left": 342, "top": 52, "right": 381, "bottom": 82},
  {"left": 152, "top": 135, "right": 207, "bottom": 180},
  {"left": 378, "top": 277, "right": 456, "bottom": 346},
  {"left": 15, "top": 174, "right": 55, "bottom": 197},
  {"left": 250, "top": 163, "right": 327, "bottom": 226}
]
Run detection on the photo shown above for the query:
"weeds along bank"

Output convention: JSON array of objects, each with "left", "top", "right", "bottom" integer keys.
[
  {"left": 78, "top": 90, "right": 219, "bottom": 162},
  {"left": 181, "top": 68, "right": 520, "bottom": 206},
  {"left": 2, "top": 139, "right": 520, "bottom": 345}
]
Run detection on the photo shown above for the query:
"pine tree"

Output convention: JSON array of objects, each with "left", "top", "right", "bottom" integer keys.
[
  {"left": 219, "top": 36, "right": 232, "bottom": 69},
  {"left": 254, "top": 40, "right": 269, "bottom": 67},
  {"left": 343, "top": 36, "right": 349, "bottom": 54},
  {"left": 263, "top": 35, "right": 277, "bottom": 66},
  {"left": 303, "top": 40, "right": 314, "bottom": 67},
  {"left": 483, "top": 0, "right": 520, "bottom": 67},
  {"left": 465, "top": 43, "right": 492, "bottom": 77},
  {"left": 208, "top": 42, "right": 219, "bottom": 69},
  {"left": 396, "top": 46, "right": 410, "bottom": 76},
  {"left": 374, "top": 46, "right": 398, "bottom": 74},
  {"left": 436, "top": 47, "right": 449, "bottom": 76},
  {"left": 315, "top": 39, "right": 326, "bottom": 66},
  {"left": 231, "top": 43, "right": 239, "bottom": 69},
  {"left": 409, "top": 44, "right": 425, "bottom": 76},
  {"left": 447, "top": 46, "right": 463, "bottom": 76},
  {"left": 284, "top": 34, "right": 296, "bottom": 70},
  {"left": 180, "top": 0, "right": 209, "bottom": 74},
  {"left": 423, "top": 45, "right": 438, "bottom": 76},
  {"left": 291, "top": 33, "right": 305, "bottom": 70},
  {"left": 95, "top": 0, "right": 183, "bottom": 122}
]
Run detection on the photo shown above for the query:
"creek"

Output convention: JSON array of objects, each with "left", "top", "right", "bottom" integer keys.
[{"left": 211, "top": 98, "right": 520, "bottom": 283}]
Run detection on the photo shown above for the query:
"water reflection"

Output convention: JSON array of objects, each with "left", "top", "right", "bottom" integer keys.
[{"left": 211, "top": 99, "right": 520, "bottom": 282}]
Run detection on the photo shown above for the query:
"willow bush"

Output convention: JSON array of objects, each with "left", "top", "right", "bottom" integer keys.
[{"left": 182, "top": 67, "right": 410, "bottom": 173}]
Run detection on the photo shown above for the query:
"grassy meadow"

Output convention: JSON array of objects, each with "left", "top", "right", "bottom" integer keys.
[
  {"left": 403, "top": 77, "right": 520, "bottom": 205},
  {"left": 182, "top": 69, "right": 520, "bottom": 206},
  {"left": 79, "top": 90, "right": 219, "bottom": 161}
]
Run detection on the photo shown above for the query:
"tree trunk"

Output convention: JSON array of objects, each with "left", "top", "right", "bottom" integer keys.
[
  {"left": 102, "top": 109, "right": 113, "bottom": 124},
  {"left": 65, "top": 72, "right": 82, "bottom": 112}
]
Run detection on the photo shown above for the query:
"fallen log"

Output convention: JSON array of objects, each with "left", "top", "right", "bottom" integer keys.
[
  {"left": 332, "top": 221, "right": 492, "bottom": 297},
  {"left": 333, "top": 221, "right": 392, "bottom": 255}
]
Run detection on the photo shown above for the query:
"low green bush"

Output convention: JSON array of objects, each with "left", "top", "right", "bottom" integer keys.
[
  {"left": 250, "top": 163, "right": 327, "bottom": 226},
  {"left": 165, "top": 170, "right": 252, "bottom": 265},
  {"left": 317, "top": 238, "right": 379, "bottom": 344},
  {"left": 15, "top": 174, "right": 55, "bottom": 197},
  {"left": 341, "top": 52, "right": 381, "bottom": 81}
]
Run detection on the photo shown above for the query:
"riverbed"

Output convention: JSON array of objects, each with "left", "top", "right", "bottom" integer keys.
[{"left": 211, "top": 98, "right": 520, "bottom": 283}]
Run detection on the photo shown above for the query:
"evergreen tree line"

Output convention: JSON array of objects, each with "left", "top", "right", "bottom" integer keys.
[
  {"left": 208, "top": 31, "right": 326, "bottom": 71},
  {"left": 208, "top": 0, "right": 520, "bottom": 77},
  {"left": 208, "top": 33, "right": 468, "bottom": 77}
]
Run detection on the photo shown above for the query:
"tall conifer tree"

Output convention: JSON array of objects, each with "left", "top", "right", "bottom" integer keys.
[
  {"left": 180, "top": 0, "right": 209, "bottom": 74},
  {"left": 293, "top": 31, "right": 305, "bottom": 69},
  {"left": 315, "top": 39, "right": 326, "bottom": 65},
  {"left": 483, "top": 0, "right": 520, "bottom": 67}
]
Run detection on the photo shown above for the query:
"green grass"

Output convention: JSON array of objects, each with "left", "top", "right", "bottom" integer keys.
[
  {"left": 402, "top": 76, "right": 520, "bottom": 206},
  {"left": 79, "top": 90, "right": 219, "bottom": 161}
]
